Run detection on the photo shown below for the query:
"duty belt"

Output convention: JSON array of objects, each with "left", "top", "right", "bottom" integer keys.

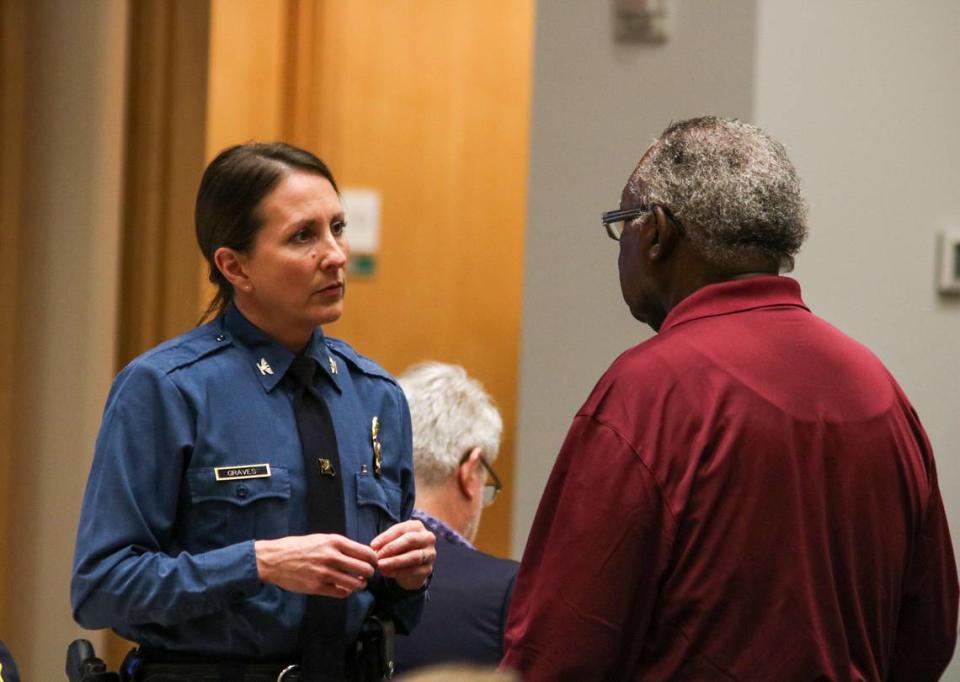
[
  {"left": 125, "top": 657, "right": 302, "bottom": 682},
  {"left": 123, "top": 615, "right": 394, "bottom": 682}
]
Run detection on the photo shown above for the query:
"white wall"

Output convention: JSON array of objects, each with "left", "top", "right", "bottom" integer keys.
[
  {"left": 6, "top": 1, "right": 128, "bottom": 678},
  {"left": 520, "top": 0, "right": 960, "bottom": 677}
]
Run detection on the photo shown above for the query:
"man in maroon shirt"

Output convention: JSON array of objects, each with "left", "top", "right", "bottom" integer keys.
[{"left": 502, "top": 116, "right": 958, "bottom": 681}]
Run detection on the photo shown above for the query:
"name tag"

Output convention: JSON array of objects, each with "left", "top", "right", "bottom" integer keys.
[{"left": 214, "top": 463, "right": 272, "bottom": 481}]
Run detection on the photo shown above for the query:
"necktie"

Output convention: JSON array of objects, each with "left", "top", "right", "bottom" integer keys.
[{"left": 290, "top": 355, "right": 348, "bottom": 681}]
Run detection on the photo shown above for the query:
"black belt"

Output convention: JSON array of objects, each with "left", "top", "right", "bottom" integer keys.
[
  {"left": 123, "top": 650, "right": 303, "bottom": 682},
  {"left": 133, "top": 661, "right": 301, "bottom": 681},
  {"left": 126, "top": 616, "right": 393, "bottom": 682}
]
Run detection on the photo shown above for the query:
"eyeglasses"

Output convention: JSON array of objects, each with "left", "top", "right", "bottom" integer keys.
[
  {"left": 601, "top": 205, "right": 652, "bottom": 241},
  {"left": 600, "top": 204, "right": 687, "bottom": 241},
  {"left": 460, "top": 450, "right": 503, "bottom": 507}
]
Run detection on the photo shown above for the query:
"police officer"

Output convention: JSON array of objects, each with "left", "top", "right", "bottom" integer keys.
[{"left": 71, "top": 142, "right": 436, "bottom": 681}]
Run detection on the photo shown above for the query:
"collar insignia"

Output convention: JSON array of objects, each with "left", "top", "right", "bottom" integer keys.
[{"left": 256, "top": 357, "right": 274, "bottom": 376}]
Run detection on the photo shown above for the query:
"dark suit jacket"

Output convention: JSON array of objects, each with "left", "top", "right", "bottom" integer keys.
[{"left": 395, "top": 532, "right": 519, "bottom": 673}]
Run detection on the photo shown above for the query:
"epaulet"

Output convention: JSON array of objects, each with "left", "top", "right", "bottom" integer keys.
[
  {"left": 141, "top": 322, "right": 232, "bottom": 375},
  {"left": 324, "top": 337, "right": 397, "bottom": 385}
]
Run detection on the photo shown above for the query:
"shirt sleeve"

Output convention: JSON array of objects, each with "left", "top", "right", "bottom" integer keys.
[
  {"left": 888, "top": 469, "right": 959, "bottom": 681},
  {"left": 501, "top": 414, "right": 675, "bottom": 681},
  {"left": 70, "top": 361, "right": 262, "bottom": 630},
  {"left": 369, "top": 387, "right": 426, "bottom": 635},
  {"left": 0, "top": 640, "right": 20, "bottom": 682}
]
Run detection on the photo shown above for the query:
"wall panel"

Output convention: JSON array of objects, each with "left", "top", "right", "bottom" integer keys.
[{"left": 119, "top": 0, "right": 211, "bottom": 366}]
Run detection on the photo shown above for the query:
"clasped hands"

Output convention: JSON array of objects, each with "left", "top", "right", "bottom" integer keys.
[{"left": 255, "top": 520, "right": 435, "bottom": 597}]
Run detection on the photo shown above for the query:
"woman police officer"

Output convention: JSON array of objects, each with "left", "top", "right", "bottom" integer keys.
[{"left": 71, "top": 143, "right": 435, "bottom": 681}]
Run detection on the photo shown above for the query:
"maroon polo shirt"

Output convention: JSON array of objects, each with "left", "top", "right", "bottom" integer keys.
[{"left": 503, "top": 276, "right": 957, "bottom": 681}]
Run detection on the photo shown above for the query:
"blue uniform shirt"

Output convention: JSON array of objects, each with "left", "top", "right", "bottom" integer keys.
[
  {"left": 0, "top": 640, "right": 20, "bottom": 682},
  {"left": 71, "top": 305, "right": 423, "bottom": 657}
]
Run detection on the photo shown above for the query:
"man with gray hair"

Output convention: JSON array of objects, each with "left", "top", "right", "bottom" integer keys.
[
  {"left": 394, "top": 362, "right": 518, "bottom": 673},
  {"left": 503, "top": 116, "right": 957, "bottom": 680}
]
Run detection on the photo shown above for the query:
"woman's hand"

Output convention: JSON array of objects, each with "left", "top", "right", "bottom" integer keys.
[
  {"left": 370, "top": 520, "right": 436, "bottom": 590},
  {"left": 255, "top": 534, "right": 378, "bottom": 598}
]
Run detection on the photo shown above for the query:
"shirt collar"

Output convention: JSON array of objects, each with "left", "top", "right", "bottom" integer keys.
[
  {"left": 221, "top": 304, "right": 342, "bottom": 394},
  {"left": 412, "top": 509, "right": 474, "bottom": 550},
  {"left": 659, "top": 275, "right": 809, "bottom": 334}
]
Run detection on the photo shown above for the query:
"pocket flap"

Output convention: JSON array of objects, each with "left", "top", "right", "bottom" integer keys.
[
  {"left": 187, "top": 466, "right": 291, "bottom": 507},
  {"left": 355, "top": 472, "right": 402, "bottom": 522}
]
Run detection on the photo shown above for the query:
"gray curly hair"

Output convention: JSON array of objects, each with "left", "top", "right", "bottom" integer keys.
[{"left": 628, "top": 116, "right": 808, "bottom": 271}]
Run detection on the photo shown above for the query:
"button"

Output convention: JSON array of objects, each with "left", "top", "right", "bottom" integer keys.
[
  {"left": 215, "top": 334, "right": 225, "bottom": 342},
  {"left": 236, "top": 484, "right": 248, "bottom": 499}
]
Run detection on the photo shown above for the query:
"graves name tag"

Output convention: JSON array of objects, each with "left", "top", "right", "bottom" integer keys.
[{"left": 214, "top": 463, "right": 272, "bottom": 481}]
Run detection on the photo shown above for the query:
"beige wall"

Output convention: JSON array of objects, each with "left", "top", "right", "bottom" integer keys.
[
  {"left": 516, "top": 0, "right": 759, "bottom": 548},
  {"left": 6, "top": 1, "right": 128, "bottom": 678},
  {"left": 520, "top": 0, "right": 960, "bottom": 678},
  {"left": 755, "top": 7, "right": 960, "bottom": 675}
]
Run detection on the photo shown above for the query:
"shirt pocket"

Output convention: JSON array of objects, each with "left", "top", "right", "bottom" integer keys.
[
  {"left": 185, "top": 466, "right": 292, "bottom": 548},
  {"left": 355, "top": 472, "right": 402, "bottom": 544}
]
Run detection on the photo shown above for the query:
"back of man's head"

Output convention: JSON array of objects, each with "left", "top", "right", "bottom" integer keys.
[
  {"left": 630, "top": 116, "right": 808, "bottom": 272},
  {"left": 398, "top": 362, "right": 502, "bottom": 490}
]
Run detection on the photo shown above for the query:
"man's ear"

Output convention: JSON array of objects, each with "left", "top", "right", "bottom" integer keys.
[
  {"left": 457, "top": 448, "right": 483, "bottom": 501},
  {"left": 214, "top": 246, "right": 252, "bottom": 293},
  {"left": 648, "top": 205, "right": 680, "bottom": 262}
]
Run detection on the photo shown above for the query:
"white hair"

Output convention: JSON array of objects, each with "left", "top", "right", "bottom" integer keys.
[
  {"left": 629, "top": 116, "right": 808, "bottom": 271},
  {"left": 398, "top": 362, "right": 502, "bottom": 489}
]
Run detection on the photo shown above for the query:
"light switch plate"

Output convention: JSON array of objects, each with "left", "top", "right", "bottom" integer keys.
[
  {"left": 937, "top": 231, "right": 960, "bottom": 295},
  {"left": 341, "top": 188, "right": 381, "bottom": 254}
]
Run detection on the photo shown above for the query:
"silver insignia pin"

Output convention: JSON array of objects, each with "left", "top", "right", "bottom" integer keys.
[{"left": 256, "top": 358, "right": 274, "bottom": 376}]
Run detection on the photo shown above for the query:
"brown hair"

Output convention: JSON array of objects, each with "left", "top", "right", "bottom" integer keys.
[{"left": 195, "top": 142, "right": 339, "bottom": 322}]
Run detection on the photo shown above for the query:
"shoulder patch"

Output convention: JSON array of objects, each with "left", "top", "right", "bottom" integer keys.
[
  {"left": 324, "top": 337, "right": 397, "bottom": 384},
  {"left": 141, "top": 323, "right": 233, "bottom": 374}
]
